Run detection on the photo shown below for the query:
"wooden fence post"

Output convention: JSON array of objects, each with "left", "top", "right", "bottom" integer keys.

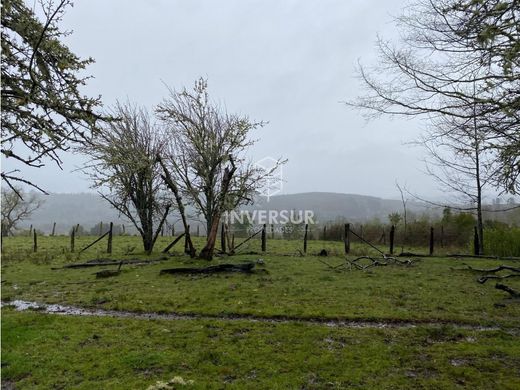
[
  {"left": 33, "top": 230, "right": 37, "bottom": 252},
  {"left": 389, "top": 225, "right": 395, "bottom": 255},
  {"left": 99, "top": 221, "right": 103, "bottom": 236},
  {"left": 323, "top": 226, "right": 327, "bottom": 241},
  {"left": 344, "top": 223, "right": 350, "bottom": 254},
  {"left": 221, "top": 223, "right": 226, "bottom": 253},
  {"left": 429, "top": 227, "right": 434, "bottom": 256},
  {"left": 51, "top": 222, "right": 56, "bottom": 236},
  {"left": 122, "top": 224, "right": 125, "bottom": 235},
  {"left": 261, "top": 224, "right": 266, "bottom": 252},
  {"left": 29, "top": 224, "right": 33, "bottom": 235},
  {"left": 196, "top": 225, "right": 200, "bottom": 237},
  {"left": 303, "top": 223, "right": 309, "bottom": 253},
  {"left": 271, "top": 224, "right": 275, "bottom": 239},
  {"left": 440, "top": 225, "right": 444, "bottom": 248},
  {"left": 71, "top": 227, "right": 75, "bottom": 252},
  {"left": 107, "top": 222, "right": 113, "bottom": 254},
  {"left": 75, "top": 223, "right": 80, "bottom": 235}
]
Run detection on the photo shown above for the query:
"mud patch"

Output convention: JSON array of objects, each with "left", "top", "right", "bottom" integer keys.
[{"left": 1, "top": 300, "right": 504, "bottom": 331}]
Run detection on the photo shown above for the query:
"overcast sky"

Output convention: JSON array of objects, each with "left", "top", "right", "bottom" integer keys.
[{"left": 4, "top": 0, "right": 455, "bottom": 200}]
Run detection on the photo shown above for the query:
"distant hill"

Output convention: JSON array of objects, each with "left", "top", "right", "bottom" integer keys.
[
  {"left": 20, "top": 191, "right": 436, "bottom": 234},
  {"left": 20, "top": 193, "right": 127, "bottom": 234},
  {"left": 246, "top": 192, "right": 434, "bottom": 223}
]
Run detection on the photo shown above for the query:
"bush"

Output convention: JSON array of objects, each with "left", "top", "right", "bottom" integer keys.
[{"left": 484, "top": 227, "right": 520, "bottom": 257}]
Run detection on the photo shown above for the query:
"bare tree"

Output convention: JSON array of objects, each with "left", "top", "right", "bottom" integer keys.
[
  {"left": 348, "top": 0, "right": 519, "bottom": 194},
  {"left": 1, "top": 187, "right": 43, "bottom": 236},
  {"left": 396, "top": 182, "right": 409, "bottom": 252},
  {"left": 82, "top": 103, "right": 170, "bottom": 254},
  {"left": 156, "top": 78, "right": 284, "bottom": 260},
  {"left": 417, "top": 98, "right": 498, "bottom": 253},
  {"left": 1, "top": 0, "right": 108, "bottom": 194}
]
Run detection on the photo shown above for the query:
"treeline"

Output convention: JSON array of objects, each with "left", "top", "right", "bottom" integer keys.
[
  {"left": 227, "top": 207, "right": 520, "bottom": 256},
  {"left": 318, "top": 209, "right": 520, "bottom": 256}
]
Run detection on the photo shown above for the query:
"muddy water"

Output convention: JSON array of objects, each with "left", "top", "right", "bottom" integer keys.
[{"left": 1, "top": 300, "right": 502, "bottom": 331}]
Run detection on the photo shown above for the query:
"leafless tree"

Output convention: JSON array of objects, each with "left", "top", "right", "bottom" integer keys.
[
  {"left": 1, "top": 187, "right": 43, "bottom": 236},
  {"left": 348, "top": 0, "right": 519, "bottom": 194},
  {"left": 417, "top": 98, "right": 498, "bottom": 253},
  {"left": 156, "top": 78, "right": 284, "bottom": 260},
  {"left": 82, "top": 103, "right": 170, "bottom": 254}
]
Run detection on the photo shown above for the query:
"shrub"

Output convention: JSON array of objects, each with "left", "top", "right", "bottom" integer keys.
[{"left": 484, "top": 227, "right": 520, "bottom": 257}]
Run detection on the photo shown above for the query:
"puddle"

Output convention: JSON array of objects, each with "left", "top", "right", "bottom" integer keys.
[{"left": 1, "top": 300, "right": 503, "bottom": 331}]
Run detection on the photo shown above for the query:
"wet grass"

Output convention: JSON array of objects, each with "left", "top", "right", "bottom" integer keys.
[
  {"left": 2, "top": 308, "right": 520, "bottom": 389},
  {"left": 2, "top": 235, "right": 520, "bottom": 388},
  {"left": 2, "top": 236, "right": 520, "bottom": 326}
]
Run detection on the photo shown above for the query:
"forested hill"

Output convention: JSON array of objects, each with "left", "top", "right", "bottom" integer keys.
[
  {"left": 245, "top": 192, "right": 433, "bottom": 223},
  {"left": 21, "top": 191, "right": 437, "bottom": 234},
  {"left": 20, "top": 191, "right": 518, "bottom": 235}
]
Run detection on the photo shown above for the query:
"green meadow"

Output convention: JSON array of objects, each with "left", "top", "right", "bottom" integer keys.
[{"left": 2, "top": 235, "right": 519, "bottom": 388}]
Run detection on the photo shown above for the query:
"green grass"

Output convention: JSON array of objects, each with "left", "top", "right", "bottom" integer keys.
[
  {"left": 2, "top": 308, "right": 520, "bottom": 389},
  {"left": 2, "top": 235, "right": 520, "bottom": 388},
  {"left": 2, "top": 236, "right": 519, "bottom": 326}
]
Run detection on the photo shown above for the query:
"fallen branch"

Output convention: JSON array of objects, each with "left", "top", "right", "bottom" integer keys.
[
  {"left": 160, "top": 262, "right": 255, "bottom": 275},
  {"left": 317, "top": 258, "right": 347, "bottom": 270},
  {"left": 495, "top": 283, "right": 520, "bottom": 298},
  {"left": 477, "top": 274, "right": 520, "bottom": 284},
  {"left": 320, "top": 256, "right": 417, "bottom": 272},
  {"left": 460, "top": 264, "right": 520, "bottom": 273},
  {"left": 447, "top": 254, "right": 520, "bottom": 261}
]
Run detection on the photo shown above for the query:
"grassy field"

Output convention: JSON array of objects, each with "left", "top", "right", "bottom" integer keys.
[{"left": 2, "top": 235, "right": 520, "bottom": 388}]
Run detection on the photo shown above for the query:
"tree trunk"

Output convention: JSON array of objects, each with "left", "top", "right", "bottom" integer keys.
[
  {"left": 474, "top": 113, "right": 484, "bottom": 255},
  {"left": 199, "top": 157, "right": 236, "bottom": 260},
  {"left": 199, "top": 213, "right": 221, "bottom": 260},
  {"left": 142, "top": 231, "right": 154, "bottom": 255},
  {"left": 158, "top": 156, "right": 196, "bottom": 257}
]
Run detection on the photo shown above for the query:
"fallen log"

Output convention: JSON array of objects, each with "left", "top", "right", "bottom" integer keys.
[
  {"left": 160, "top": 262, "right": 255, "bottom": 275},
  {"left": 52, "top": 258, "right": 168, "bottom": 270}
]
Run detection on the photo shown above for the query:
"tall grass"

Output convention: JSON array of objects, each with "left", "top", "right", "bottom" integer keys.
[{"left": 485, "top": 227, "right": 520, "bottom": 257}]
